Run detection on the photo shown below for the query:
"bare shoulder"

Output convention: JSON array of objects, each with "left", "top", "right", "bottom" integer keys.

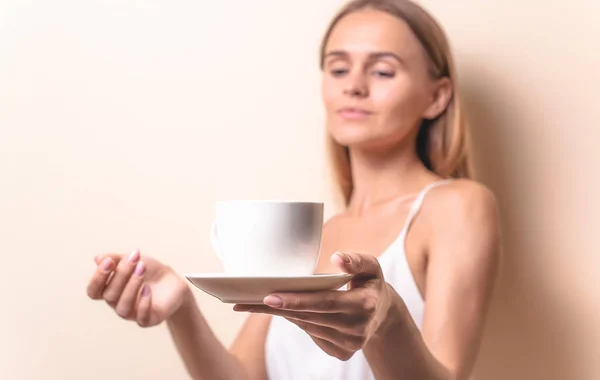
[
  {"left": 427, "top": 178, "right": 500, "bottom": 226},
  {"left": 424, "top": 178, "right": 502, "bottom": 260}
]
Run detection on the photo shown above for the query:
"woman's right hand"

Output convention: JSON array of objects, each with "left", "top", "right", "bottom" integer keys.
[{"left": 86, "top": 249, "right": 191, "bottom": 327}]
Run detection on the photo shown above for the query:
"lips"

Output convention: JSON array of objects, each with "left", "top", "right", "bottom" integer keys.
[{"left": 337, "top": 107, "right": 372, "bottom": 120}]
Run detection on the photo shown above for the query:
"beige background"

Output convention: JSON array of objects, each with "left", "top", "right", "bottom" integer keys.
[{"left": 0, "top": 0, "right": 597, "bottom": 379}]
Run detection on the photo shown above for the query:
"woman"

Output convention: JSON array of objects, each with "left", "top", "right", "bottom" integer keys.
[{"left": 86, "top": 0, "right": 501, "bottom": 379}]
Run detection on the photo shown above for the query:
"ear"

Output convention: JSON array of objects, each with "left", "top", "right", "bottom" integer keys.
[{"left": 422, "top": 77, "right": 453, "bottom": 120}]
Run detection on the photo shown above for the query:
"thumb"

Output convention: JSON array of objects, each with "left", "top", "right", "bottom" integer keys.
[{"left": 331, "top": 252, "right": 383, "bottom": 278}]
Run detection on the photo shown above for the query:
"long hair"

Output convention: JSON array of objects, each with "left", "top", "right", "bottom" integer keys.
[{"left": 320, "top": 0, "right": 473, "bottom": 206}]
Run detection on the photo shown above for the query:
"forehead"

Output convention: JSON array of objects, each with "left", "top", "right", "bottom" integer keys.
[{"left": 325, "top": 9, "right": 422, "bottom": 59}]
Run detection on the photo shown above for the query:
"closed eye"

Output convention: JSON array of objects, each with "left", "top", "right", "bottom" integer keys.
[
  {"left": 373, "top": 70, "right": 395, "bottom": 78},
  {"left": 330, "top": 68, "right": 349, "bottom": 77}
]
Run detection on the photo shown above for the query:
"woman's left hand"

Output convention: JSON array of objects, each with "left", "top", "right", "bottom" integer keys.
[{"left": 233, "top": 252, "right": 399, "bottom": 361}]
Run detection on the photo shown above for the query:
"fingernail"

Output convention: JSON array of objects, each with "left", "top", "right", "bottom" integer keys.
[
  {"left": 335, "top": 252, "right": 351, "bottom": 263},
  {"left": 141, "top": 285, "right": 151, "bottom": 297},
  {"left": 128, "top": 249, "right": 140, "bottom": 263},
  {"left": 263, "top": 295, "right": 283, "bottom": 308},
  {"left": 234, "top": 305, "right": 253, "bottom": 312},
  {"left": 100, "top": 258, "right": 114, "bottom": 273},
  {"left": 134, "top": 262, "right": 145, "bottom": 276}
]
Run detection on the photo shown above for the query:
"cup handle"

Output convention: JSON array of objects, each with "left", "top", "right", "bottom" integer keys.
[{"left": 210, "top": 221, "right": 223, "bottom": 260}]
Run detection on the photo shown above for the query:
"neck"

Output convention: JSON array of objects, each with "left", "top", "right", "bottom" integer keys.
[{"left": 347, "top": 139, "right": 438, "bottom": 212}]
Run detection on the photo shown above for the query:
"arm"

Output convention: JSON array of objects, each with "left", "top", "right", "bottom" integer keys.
[
  {"left": 167, "top": 290, "right": 271, "bottom": 380},
  {"left": 229, "top": 181, "right": 501, "bottom": 379},
  {"left": 363, "top": 181, "right": 502, "bottom": 380},
  {"left": 87, "top": 253, "right": 270, "bottom": 380}
]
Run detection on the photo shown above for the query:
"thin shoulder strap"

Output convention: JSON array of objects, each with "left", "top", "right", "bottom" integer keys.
[{"left": 399, "top": 179, "right": 454, "bottom": 240}]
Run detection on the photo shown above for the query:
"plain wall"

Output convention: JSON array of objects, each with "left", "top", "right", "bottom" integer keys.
[{"left": 0, "top": 1, "right": 597, "bottom": 379}]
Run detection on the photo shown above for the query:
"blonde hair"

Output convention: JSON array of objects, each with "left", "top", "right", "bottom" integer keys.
[{"left": 320, "top": 0, "right": 473, "bottom": 205}]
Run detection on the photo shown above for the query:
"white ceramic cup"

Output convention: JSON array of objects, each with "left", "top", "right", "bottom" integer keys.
[{"left": 210, "top": 200, "right": 324, "bottom": 276}]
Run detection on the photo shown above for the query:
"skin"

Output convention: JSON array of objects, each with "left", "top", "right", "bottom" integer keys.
[{"left": 86, "top": 8, "right": 501, "bottom": 380}]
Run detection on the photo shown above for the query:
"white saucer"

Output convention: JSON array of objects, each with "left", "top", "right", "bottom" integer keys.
[{"left": 184, "top": 273, "right": 354, "bottom": 304}]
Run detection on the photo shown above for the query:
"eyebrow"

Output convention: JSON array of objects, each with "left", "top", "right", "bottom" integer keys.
[{"left": 323, "top": 50, "right": 404, "bottom": 64}]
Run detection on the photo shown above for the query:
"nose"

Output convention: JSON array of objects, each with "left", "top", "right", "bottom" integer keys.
[{"left": 343, "top": 72, "right": 368, "bottom": 98}]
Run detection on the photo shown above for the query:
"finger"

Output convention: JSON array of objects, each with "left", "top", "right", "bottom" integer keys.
[
  {"left": 94, "top": 253, "right": 126, "bottom": 266},
  {"left": 114, "top": 261, "right": 146, "bottom": 320},
  {"left": 87, "top": 257, "right": 116, "bottom": 300},
  {"left": 308, "top": 334, "right": 355, "bottom": 362},
  {"left": 331, "top": 252, "right": 383, "bottom": 277},
  {"left": 102, "top": 249, "right": 141, "bottom": 306},
  {"left": 233, "top": 305, "right": 366, "bottom": 334},
  {"left": 331, "top": 252, "right": 384, "bottom": 288},
  {"left": 94, "top": 253, "right": 128, "bottom": 288},
  {"left": 261, "top": 290, "right": 364, "bottom": 313},
  {"left": 286, "top": 318, "right": 364, "bottom": 352},
  {"left": 136, "top": 285, "right": 152, "bottom": 327}
]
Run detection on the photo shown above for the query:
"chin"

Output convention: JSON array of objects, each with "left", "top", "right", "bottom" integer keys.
[
  {"left": 329, "top": 132, "right": 388, "bottom": 152},
  {"left": 327, "top": 121, "right": 375, "bottom": 147},
  {"left": 328, "top": 124, "right": 407, "bottom": 152}
]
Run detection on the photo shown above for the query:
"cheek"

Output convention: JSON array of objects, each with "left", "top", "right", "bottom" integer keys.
[
  {"left": 321, "top": 77, "right": 338, "bottom": 112},
  {"left": 371, "top": 80, "right": 427, "bottom": 125}
]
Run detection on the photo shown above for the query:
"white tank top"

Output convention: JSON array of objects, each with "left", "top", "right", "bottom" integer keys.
[{"left": 265, "top": 179, "right": 452, "bottom": 380}]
